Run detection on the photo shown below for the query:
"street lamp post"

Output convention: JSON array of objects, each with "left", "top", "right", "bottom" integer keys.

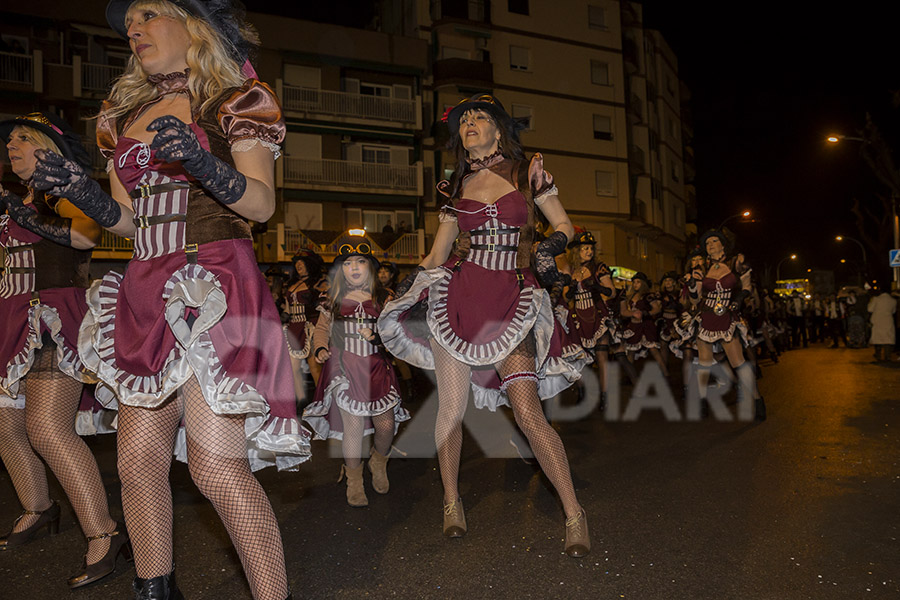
[
  {"left": 776, "top": 254, "right": 797, "bottom": 281},
  {"left": 718, "top": 210, "right": 751, "bottom": 230},
  {"left": 835, "top": 235, "right": 868, "bottom": 276}
]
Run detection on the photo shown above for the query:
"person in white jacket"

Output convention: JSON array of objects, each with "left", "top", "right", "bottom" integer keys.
[{"left": 868, "top": 289, "right": 898, "bottom": 361}]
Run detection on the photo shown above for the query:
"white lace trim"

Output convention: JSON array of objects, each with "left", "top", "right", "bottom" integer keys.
[
  {"left": 534, "top": 184, "right": 559, "bottom": 206},
  {"left": 231, "top": 138, "right": 282, "bottom": 159}
]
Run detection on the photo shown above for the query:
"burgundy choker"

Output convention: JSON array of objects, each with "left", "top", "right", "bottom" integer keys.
[
  {"left": 148, "top": 69, "right": 190, "bottom": 94},
  {"left": 467, "top": 149, "right": 505, "bottom": 171}
]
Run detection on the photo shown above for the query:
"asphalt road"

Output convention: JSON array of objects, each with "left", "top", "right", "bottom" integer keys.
[{"left": 2, "top": 345, "right": 898, "bottom": 599}]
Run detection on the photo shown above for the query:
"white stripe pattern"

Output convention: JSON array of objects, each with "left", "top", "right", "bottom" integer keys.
[
  {"left": 341, "top": 302, "right": 377, "bottom": 357},
  {"left": 0, "top": 217, "right": 35, "bottom": 299},
  {"left": 132, "top": 171, "right": 189, "bottom": 261},
  {"left": 575, "top": 289, "right": 594, "bottom": 310},
  {"left": 467, "top": 216, "right": 519, "bottom": 271},
  {"left": 287, "top": 295, "right": 306, "bottom": 323}
]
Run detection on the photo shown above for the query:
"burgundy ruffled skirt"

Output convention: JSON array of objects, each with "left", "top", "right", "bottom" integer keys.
[{"left": 79, "top": 238, "right": 311, "bottom": 471}]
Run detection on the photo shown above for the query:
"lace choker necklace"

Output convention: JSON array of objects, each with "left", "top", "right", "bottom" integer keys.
[
  {"left": 148, "top": 69, "right": 189, "bottom": 94},
  {"left": 467, "top": 149, "right": 505, "bottom": 171}
]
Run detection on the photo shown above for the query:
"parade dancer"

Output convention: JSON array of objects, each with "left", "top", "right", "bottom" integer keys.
[
  {"left": 284, "top": 249, "right": 327, "bottom": 400},
  {"left": 0, "top": 112, "right": 125, "bottom": 589},
  {"left": 378, "top": 94, "right": 590, "bottom": 557},
  {"left": 32, "top": 1, "right": 311, "bottom": 597},
  {"left": 690, "top": 230, "right": 766, "bottom": 421},
  {"left": 566, "top": 230, "right": 621, "bottom": 399},
  {"left": 619, "top": 272, "right": 668, "bottom": 376},
  {"left": 303, "top": 242, "right": 410, "bottom": 507},
  {"left": 657, "top": 271, "right": 681, "bottom": 365}
]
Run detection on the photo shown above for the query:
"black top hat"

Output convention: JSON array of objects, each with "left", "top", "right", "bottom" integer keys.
[
  {"left": 0, "top": 111, "right": 92, "bottom": 172},
  {"left": 698, "top": 229, "right": 733, "bottom": 256},
  {"left": 659, "top": 271, "right": 679, "bottom": 285},
  {"left": 567, "top": 230, "right": 597, "bottom": 249},
  {"left": 106, "top": 0, "right": 254, "bottom": 65},
  {"left": 441, "top": 93, "right": 529, "bottom": 139},
  {"left": 378, "top": 261, "right": 399, "bottom": 276},
  {"left": 632, "top": 271, "right": 652, "bottom": 287},
  {"left": 332, "top": 239, "right": 380, "bottom": 270}
]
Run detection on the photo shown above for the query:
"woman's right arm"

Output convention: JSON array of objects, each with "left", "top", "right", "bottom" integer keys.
[
  {"left": 419, "top": 219, "right": 459, "bottom": 269},
  {"left": 312, "top": 309, "right": 333, "bottom": 363}
]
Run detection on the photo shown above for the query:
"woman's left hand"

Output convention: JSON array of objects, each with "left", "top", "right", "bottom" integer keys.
[{"left": 148, "top": 115, "right": 204, "bottom": 170}]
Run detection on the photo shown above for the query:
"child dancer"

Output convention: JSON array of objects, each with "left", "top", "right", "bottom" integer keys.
[{"left": 304, "top": 242, "right": 410, "bottom": 506}]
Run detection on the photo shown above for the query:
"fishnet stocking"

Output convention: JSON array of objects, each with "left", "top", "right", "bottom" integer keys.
[
  {"left": 498, "top": 339, "right": 582, "bottom": 519},
  {"left": 181, "top": 378, "right": 288, "bottom": 600},
  {"left": 0, "top": 406, "right": 51, "bottom": 533},
  {"left": 23, "top": 370, "right": 116, "bottom": 564},
  {"left": 341, "top": 409, "right": 365, "bottom": 469},
  {"left": 117, "top": 392, "right": 182, "bottom": 578},
  {"left": 371, "top": 410, "right": 395, "bottom": 457},
  {"left": 431, "top": 339, "right": 470, "bottom": 505}
]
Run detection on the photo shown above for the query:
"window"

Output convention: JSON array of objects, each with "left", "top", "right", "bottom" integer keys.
[
  {"left": 593, "top": 114, "right": 612, "bottom": 140},
  {"left": 670, "top": 161, "right": 679, "bottom": 183},
  {"left": 627, "top": 236, "right": 636, "bottom": 257},
  {"left": 651, "top": 178, "right": 662, "bottom": 200},
  {"left": 360, "top": 83, "right": 392, "bottom": 97},
  {"left": 509, "top": 45, "right": 530, "bottom": 71},
  {"left": 588, "top": 5, "right": 606, "bottom": 29},
  {"left": 656, "top": 251, "right": 665, "bottom": 270},
  {"left": 673, "top": 204, "right": 682, "bottom": 229},
  {"left": 591, "top": 60, "right": 609, "bottom": 85},
  {"left": 511, "top": 104, "right": 533, "bottom": 130},
  {"left": 362, "top": 145, "right": 391, "bottom": 164},
  {"left": 441, "top": 46, "right": 470, "bottom": 60},
  {"left": 639, "top": 237, "right": 648, "bottom": 260},
  {"left": 508, "top": 0, "right": 529, "bottom": 15},
  {"left": 595, "top": 170, "right": 615, "bottom": 196}
]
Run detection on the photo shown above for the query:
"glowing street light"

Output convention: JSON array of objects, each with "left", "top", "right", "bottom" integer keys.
[
  {"left": 776, "top": 254, "right": 797, "bottom": 280},
  {"left": 835, "top": 234, "right": 868, "bottom": 268},
  {"left": 718, "top": 209, "right": 752, "bottom": 230}
]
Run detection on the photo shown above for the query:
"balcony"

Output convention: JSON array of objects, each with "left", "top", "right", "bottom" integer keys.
[
  {"left": 279, "top": 84, "right": 420, "bottom": 128},
  {"left": 264, "top": 225, "right": 425, "bottom": 265},
  {"left": 0, "top": 51, "right": 34, "bottom": 86},
  {"left": 432, "top": 57, "right": 493, "bottom": 87},
  {"left": 92, "top": 229, "right": 133, "bottom": 260},
  {"left": 81, "top": 62, "right": 124, "bottom": 94},
  {"left": 281, "top": 158, "right": 423, "bottom": 196}
]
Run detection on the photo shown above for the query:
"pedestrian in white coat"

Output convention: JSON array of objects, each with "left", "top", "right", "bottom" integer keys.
[{"left": 868, "top": 290, "right": 897, "bottom": 361}]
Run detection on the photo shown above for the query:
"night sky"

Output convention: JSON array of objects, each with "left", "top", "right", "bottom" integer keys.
[
  {"left": 642, "top": 1, "right": 900, "bottom": 284},
  {"left": 255, "top": 1, "right": 900, "bottom": 283}
]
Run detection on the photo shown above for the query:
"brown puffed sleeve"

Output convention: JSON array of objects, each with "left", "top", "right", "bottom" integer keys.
[
  {"left": 528, "top": 153, "right": 559, "bottom": 204},
  {"left": 217, "top": 80, "right": 286, "bottom": 155},
  {"left": 436, "top": 179, "right": 458, "bottom": 223},
  {"left": 95, "top": 100, "right": 119, "bottom": 163}
]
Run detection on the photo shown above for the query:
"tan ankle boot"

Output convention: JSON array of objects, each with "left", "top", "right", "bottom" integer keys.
[
  {"left": 368, "top": 448, "right": 390, "bottom": 494},
  {"left": 564, "top": 509, "right": 590, "bottom": 557},
  {"left": 442, "top": 498, "right": 466, "bottom": 538},
  {"left": 338, "top": 464, "right": 368, "bottom": 507}
]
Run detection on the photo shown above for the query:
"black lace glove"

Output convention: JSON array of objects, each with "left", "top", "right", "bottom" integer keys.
[
  {"left": 0, "top": 189, "right": 72, "bottom": 246},
  {"left": 730, "top": 290, "right": 750, "bottom": 312},
  {"left": 148, "top": 116, "right": 247, "bottom": 205},
  {"left": 32, "top": 150, "right": 122, "bottom": 228},
  {"left": 535, "top": 230, "right": 568, "bottom": 287},
  {"left": 394, "top": 265, "right": 424, "bottom": 298}
]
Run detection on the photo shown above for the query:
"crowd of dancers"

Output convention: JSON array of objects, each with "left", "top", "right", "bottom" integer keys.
[{"left": 0, "top": 1, "right": 802, "bottom": 599}]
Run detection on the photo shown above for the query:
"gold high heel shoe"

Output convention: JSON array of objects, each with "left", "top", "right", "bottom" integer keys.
[{"left": 0, "top": 500, "right": 60, "bottom": 550}]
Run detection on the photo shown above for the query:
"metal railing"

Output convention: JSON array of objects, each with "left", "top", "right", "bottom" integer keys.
[
  {"left": 281, "top": 85, "right": 417, "bottom": 124},
  {"left": 283, "top": 158, "right": 418, "bottom": 191},
  {"left": 95, "top": 230, "right": 133, "bottom": 253},
  {"left": 82, "top": 62, "right": 124, "bottom": 92},
  {"left": 0, "top": 51, "right": 32, "bottom": 85}
]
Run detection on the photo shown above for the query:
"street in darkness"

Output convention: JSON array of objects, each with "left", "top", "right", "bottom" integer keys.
[{"left": 1, "top": 345, "right": 898, "bottom": 599}]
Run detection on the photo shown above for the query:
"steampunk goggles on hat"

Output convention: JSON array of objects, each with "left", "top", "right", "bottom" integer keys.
[{"left": 338, "top": 242, "right": 372, "bottom": 257}]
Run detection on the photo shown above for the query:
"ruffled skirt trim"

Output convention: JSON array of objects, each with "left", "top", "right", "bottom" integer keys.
[
  {"left": 80, "top": 263, "right": 311, "bottom": 471},
  {"left": 302, "top": 375, "right": 410, "bottom": 441},
  {"left": 284, "top": 321, "right": 314, "bottom": 359}
]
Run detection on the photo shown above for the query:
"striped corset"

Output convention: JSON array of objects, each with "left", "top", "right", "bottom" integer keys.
[
  {"left": 287, "top": 299, "right": 306, "bottom": 323},
  {"left": 575, "top": 289, "right": 594, "bottom": 310},
  {"left": 465, "top": 215, "right": 519, "bottom": 271},
  {"left": 130, "top": 170, "right": 190, "bottom": 261},
  {"left": 338, "top": 309, "right": 378, "bottom": 357},
  {"left": 0, "top": 217, "right": 35, "bottom": 299}
]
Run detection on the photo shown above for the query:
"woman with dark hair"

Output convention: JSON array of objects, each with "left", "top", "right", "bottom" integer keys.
[
  {"left": 378, "top": 94, "right": 590, "bottom": 557},
  {"left": 657, "top": 271, "right": 681, "bottom": 364},
  {"left": 565, "top": 230, "right": 620, "bottom": 402},
  {"left": 690, "top": 230, "right": 766, "bottom": 421},
  {"left": 31, "top": 1, "right": 309, "bottom": 597},
  {"left": 670, "top": 249, "right": 704, "bottom": 397},
  {"left": 377, "top": 260, "right": 400, "bottom": 295},
  {"left": 619, "top": 272, "right": 668, "bottom": 376},
  {"left": 0, "top": 112, "right": 124, "bottom": 588},
  {"left": 304, "top": 241, "right": 409, "bottom": 506},
  {"left": 284, "top": 249, "right": 327, "bottom": 399}
]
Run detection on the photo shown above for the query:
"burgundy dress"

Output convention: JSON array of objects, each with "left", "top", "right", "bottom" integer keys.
[
  {"left": 80, "top": 76, "right": 311, "bottom": 471},
  {"left": 573, "top": 261, "right": 618, "bottom": 348},
  {"left": 670, "top": 280, "right": 699, "bottom": 358},
  {"left": 657, "top": 290, "right": 682, "bottom": 343},
  {"left": 621, "top": 293, "right": 661, "bottom": 357},
  {"left": 544, "top": 285, "right": 592, "bottom": 396},
  {"left": 0, "top": 201, "right": 111, "bottom": 434},
  {"left": 378, "top": 154, "right": 581, "bottom": 409},
  {"left": 696, "top": 271, "right": 749, "bottom": 344},
  {"left": 283, "top": 287, "right": 317, "bottom": 359},
  {"left": 303, "top": 298, "right": 409, "bottom": 440}
]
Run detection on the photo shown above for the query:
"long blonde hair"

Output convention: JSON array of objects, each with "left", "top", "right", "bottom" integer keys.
[
  {"left": 101, "top": 0, "right": 254, "bottom": 122},
  {"left": 10, "top": 125, "right": 62, "bottom": 157}
]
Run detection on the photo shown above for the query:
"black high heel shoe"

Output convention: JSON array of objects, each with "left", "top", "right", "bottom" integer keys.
[
  {"left": 133, "top": 570, "right": 185, "bottom": 600},
  {"left": 0, "top": 500, "right": 60, "bottom": 550},
  {"left": 68, "top": 521, "right": 133, "bottom": 589}
]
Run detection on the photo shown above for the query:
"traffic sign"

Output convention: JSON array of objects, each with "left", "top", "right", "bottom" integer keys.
[{"left": 890, "top": 249, "right": 900, "bottom": 268}]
